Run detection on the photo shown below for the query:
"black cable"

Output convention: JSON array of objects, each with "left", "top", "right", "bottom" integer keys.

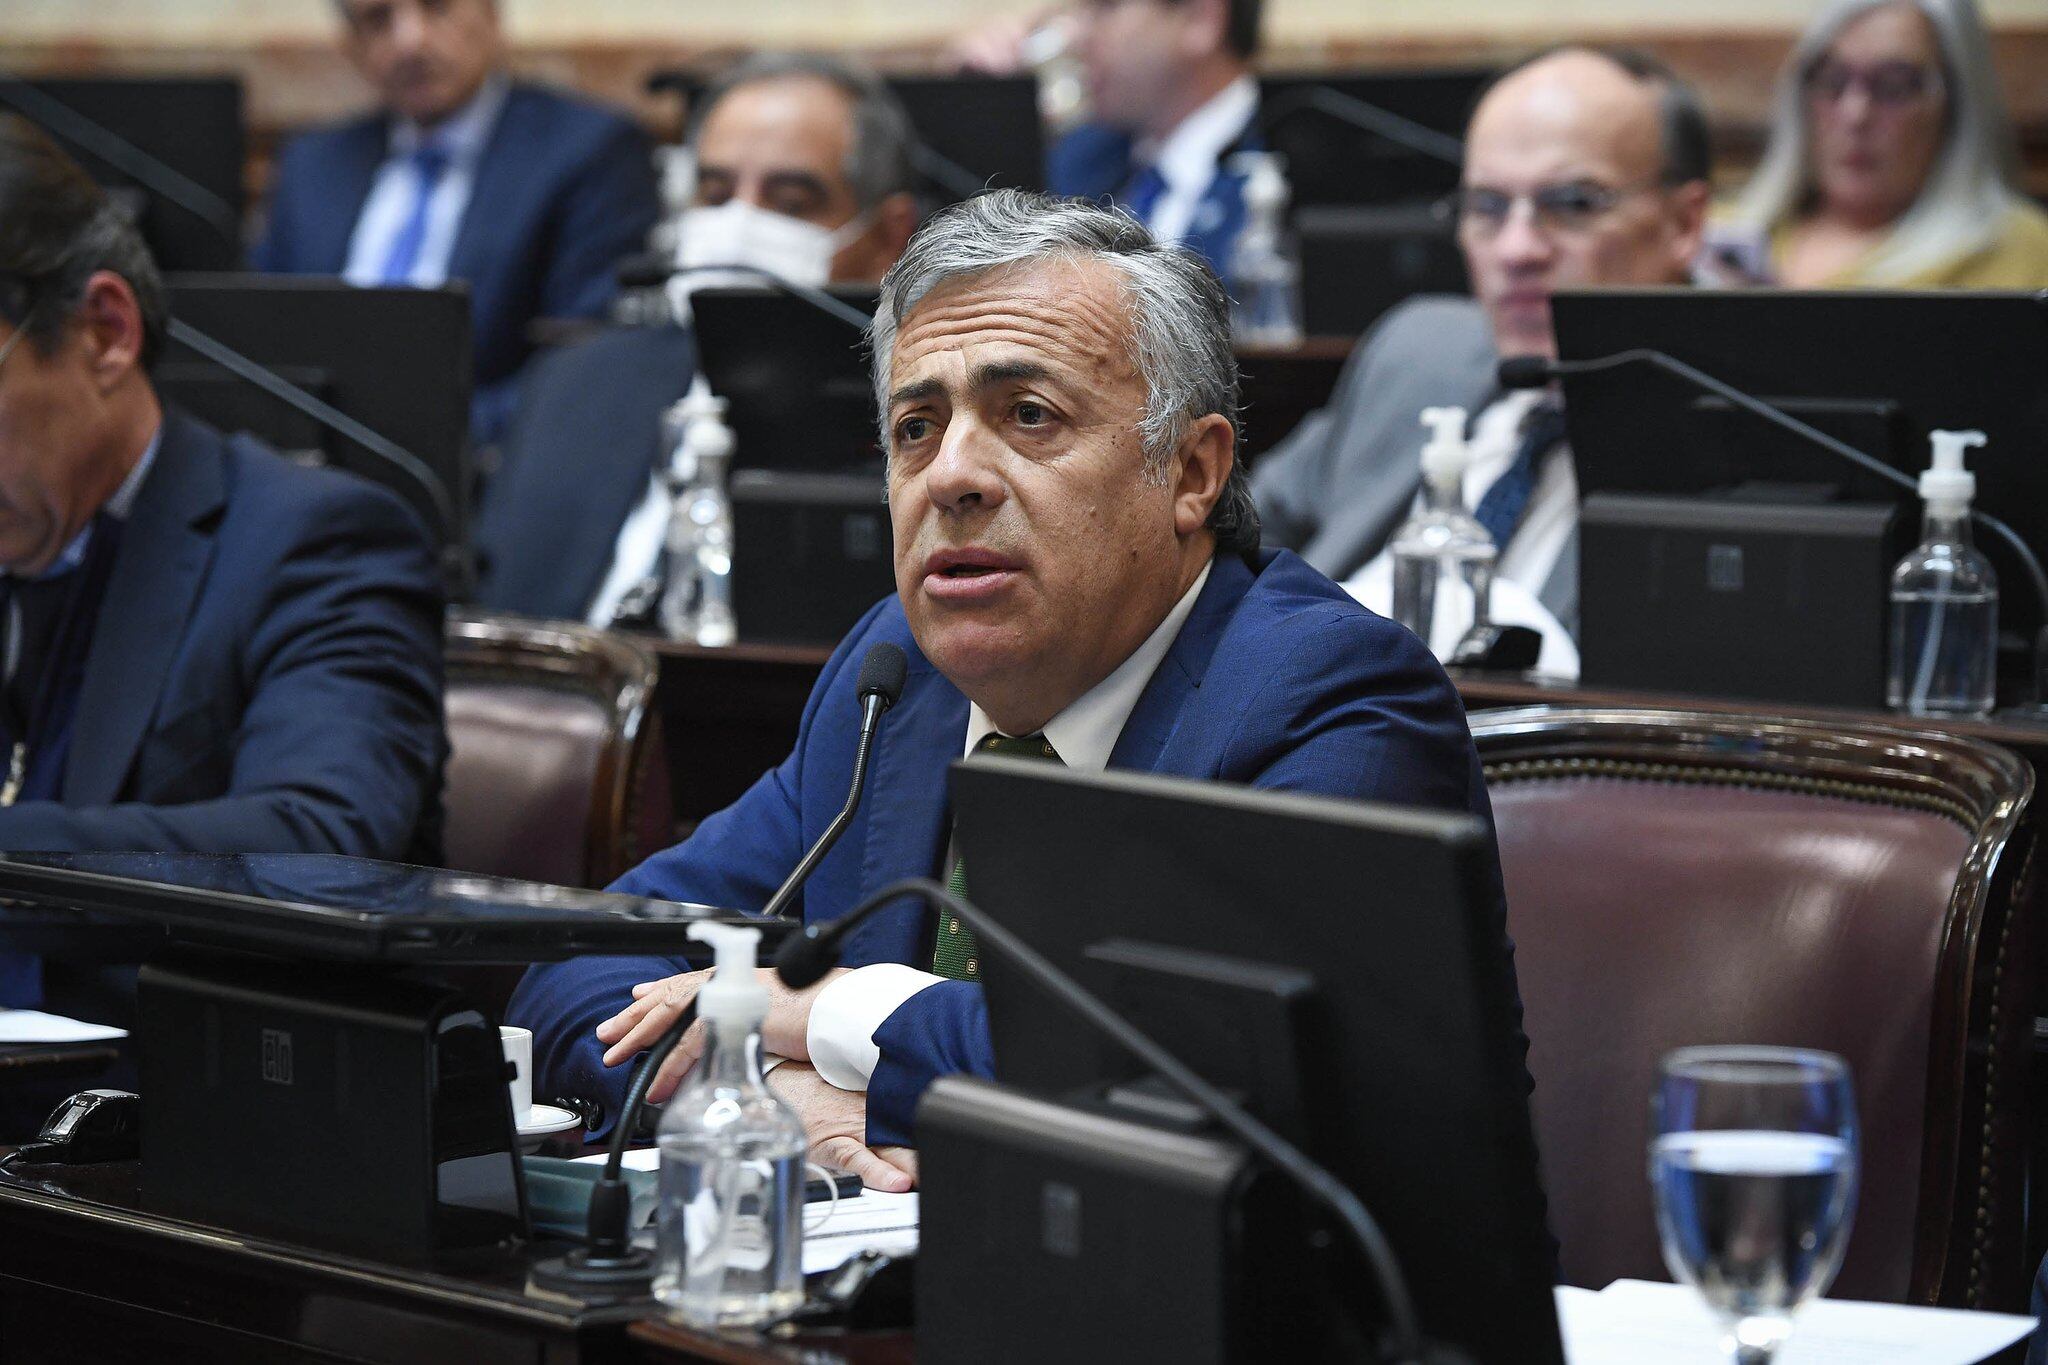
[
  {"left": 779, "top": 877, "right": 1432, "bottom": 1362},
  {"left": 1257, "top": 85, "right": 1465, "bottom": 168}
]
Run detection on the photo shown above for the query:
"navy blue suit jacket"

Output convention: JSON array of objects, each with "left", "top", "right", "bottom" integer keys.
[
  {"left": 1047, "top": 119, "right": 1258, "bottom": 284},
  {"left": 253, "top": 82, "right": 659, "bottom": 443},
  {"left": 0, "top": 408, "right": 445, "bottom": 862},
  {"left": 512, "top": 548, "right": 1508, "bottom": 1146}
]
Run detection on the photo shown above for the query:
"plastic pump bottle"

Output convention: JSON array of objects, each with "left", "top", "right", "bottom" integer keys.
[
  {"left": 653, "top": 923, "right": 806, "bottom": 1327},
  {"left": 657, "top": 380, "right": 739, "bottom": 647},
  {"left": 1887, "top": 429, "right": 1998, "bottom": 718},
  {"left": 1226, "top": 151, "right": 1303, "bottom": 346},
  {"left": 1389, "top": 407, "right": 1498, "bottom": 652}
]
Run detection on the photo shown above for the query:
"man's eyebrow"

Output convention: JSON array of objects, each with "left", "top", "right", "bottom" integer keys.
[
  {"left": 887, "top": 377, "right": 945, "bottom": 409},
  {"left": 760, "top": 170, "right": 832, "bottom": 204},
  {"left": 967, "top": 359, "right": 1056, "bottom": 391}
]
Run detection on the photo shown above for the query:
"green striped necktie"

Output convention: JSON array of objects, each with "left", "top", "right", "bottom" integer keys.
[{"left": 934, "top": 730, "right": 1063, "bottom": 980}]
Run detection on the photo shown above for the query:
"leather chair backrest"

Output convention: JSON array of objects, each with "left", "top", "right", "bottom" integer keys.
[
  {"left": 1471, "top": 707, "right": 2034, "bottom": 1308},
  {"left": 442, "top": 615, "right": 667, "bottom": 890}
]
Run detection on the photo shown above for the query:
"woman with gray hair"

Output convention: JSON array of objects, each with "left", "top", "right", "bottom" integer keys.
[{"left": 1716, "top": 0, "right": 2048, "bottom": 288}]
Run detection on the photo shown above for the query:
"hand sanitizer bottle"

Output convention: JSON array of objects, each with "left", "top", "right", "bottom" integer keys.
[
  {"left": 657, "top": 382, "right": 739, "bottom": 647},
  {"left": 1226, "top": 151, "right": 1303, "bottom": 346},
  {"left": 653, "top": 923, "right": 806, "bottom": 1327},
  {"left": 1887, "top": 429, "right": 1998, "bottom": 717},
  {"left": 1389, "top": 407, "right": 1497, "bottom": 652}
]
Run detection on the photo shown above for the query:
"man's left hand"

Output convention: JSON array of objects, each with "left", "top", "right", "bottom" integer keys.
[
  {"left": 769, "top": 1061, "right": 917, "bottom": 1192},
  {"left": 595, "top": 966, "right": 848, "bottom": 1103}
]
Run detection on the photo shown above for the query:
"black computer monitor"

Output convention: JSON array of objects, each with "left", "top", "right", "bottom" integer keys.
[
  {"left": 888, "top": 75, "right": 1046, "bottom": 201},
  {"left": 159, "top": 273, "right": 473, "bottom": 557},
  {"left": 952, "top": 759, "right": 1561, "bottom": 1365},
  {"left": 1554, "top": 287, "right": 2048, "bottom": 640},
  {"left": 1259, "top": 69, "right": 1488, "bottom": 209},
  {"left": 0, "top": 77, "right": 244, "bottom": 272},
  {"left": 1295, "top": 203, "right": 1467, "bottom": 337},
  {"left": 690, "top": 284, "right": 881, "bottom": 474}
]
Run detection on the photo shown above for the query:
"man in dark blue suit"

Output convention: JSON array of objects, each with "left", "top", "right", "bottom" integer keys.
[
  {"left": 0, "top": 117, "right": 444, "bottom": 1044},
  {"left": 252, "top": 0, "right": 658, "bottom": 445},
  {"left": 1045, "top": 0, "right": 1262, "bottom": 283},
  {"left": 514, "top": 189, "right": 1511, "bottom": 1187}
]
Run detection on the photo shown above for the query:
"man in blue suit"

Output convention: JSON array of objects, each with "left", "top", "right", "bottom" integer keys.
[
  {"left": 1046, "top": 0, "right": 1263, "bottom": 283},
  {"left": 512, "top": 188, "right": 1507, "bottom": 1189},
  {"left": 252, "top": 0, "right": 659, "bottom": 445},
  {"left": 0, "top": 118, "right": 444, "bottom": 1050}
]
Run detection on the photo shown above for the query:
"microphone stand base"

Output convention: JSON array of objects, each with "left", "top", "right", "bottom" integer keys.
[{"left": 531, "top": 1245, "right": 658, "bottom": 1296}]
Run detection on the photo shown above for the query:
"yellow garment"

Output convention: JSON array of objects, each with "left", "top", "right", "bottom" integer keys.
[{"left": 1771, "top": 200, "right": 2048, "bottom": 289}]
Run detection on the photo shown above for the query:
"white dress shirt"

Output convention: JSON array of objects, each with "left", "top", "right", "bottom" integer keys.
[
  {"left": 805, "top": 557, "right": 1216, "bottom": 1092},
  {"left": 1139, "top": 75, "right": 1258, "bottom": 247},
  {"left": 342, "top": 77, "right": 509, "bottom": 289}
]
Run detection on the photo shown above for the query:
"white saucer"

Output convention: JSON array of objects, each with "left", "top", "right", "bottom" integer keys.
[{"left": 518, "top": 1103, "right": 581, "bottom": 1138}]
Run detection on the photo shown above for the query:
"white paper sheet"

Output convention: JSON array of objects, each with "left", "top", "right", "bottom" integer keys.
[
  {"left": 1558, "top": 1280, "right": 2035, "bottom": 1365},
  {"left": 0, "top": 1009, "right": 126, "bottom": 1043}
]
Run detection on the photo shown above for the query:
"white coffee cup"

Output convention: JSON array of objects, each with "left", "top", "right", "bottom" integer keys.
[{"left": 500, "top": 1025, "right": 533, "bottom": 1126}]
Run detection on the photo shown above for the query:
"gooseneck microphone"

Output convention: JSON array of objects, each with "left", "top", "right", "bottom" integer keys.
[
  {"left": 613, "top": 257, "right": 875, "bottom": 333},
  {"left": 534, "top": 643, "right": 910, "bottom": 1294},
  {"left": 763, "top": 642, "right": 908, "bottom": 920},
  {"left": 776, "top": 877, "right": 1457, "bottom": 1365},
  {"left": 1257, "top": 84, "right": 1466, "bottom": 168},
  {"left": 1504, "top": 349, "right": 2048, "bottom": 706}
]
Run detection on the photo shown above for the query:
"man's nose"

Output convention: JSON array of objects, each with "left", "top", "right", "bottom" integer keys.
[
  {"left": 924, "top": 417, "right": 1006, "bottom": 513},
  {"left": 390, "top": 1, "right": 430, "bottom": 53},
  {"left": 1489, "top": 201, "right": 1555, "bottom": 268}
]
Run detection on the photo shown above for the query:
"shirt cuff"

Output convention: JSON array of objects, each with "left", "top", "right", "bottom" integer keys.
[{"left": 807, "top": 963, "right": 945, "bottom": 1091}]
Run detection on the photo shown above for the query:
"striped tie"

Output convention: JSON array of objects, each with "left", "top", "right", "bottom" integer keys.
[
  {"left": 934, "top": 731, "right": 1062, "bottom": 980},
  {"left": 376, "top": 143, "right": 451, "bottom": 286}
]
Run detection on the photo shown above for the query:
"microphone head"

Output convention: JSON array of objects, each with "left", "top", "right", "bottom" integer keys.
[
  {"left": 773, "top": 926, "right": 838, "bottom": 990},
  {"left": 1496, "top": 356, "right": 1556, "bottom": 391},
  {"left": 856, "top": 643, "right": 908, "bottom": 711}
]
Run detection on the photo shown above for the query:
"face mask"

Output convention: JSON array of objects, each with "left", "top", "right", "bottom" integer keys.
[{"left": 675, "top": 199, "right": 871, "bottom": 290}]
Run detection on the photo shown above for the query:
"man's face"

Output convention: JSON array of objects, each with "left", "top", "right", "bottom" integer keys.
[
  {"left": 1071, "top": 0, "right": 1201, "bottom": 134},
  {"left": 1457, "top": 53, "right": 1708, "bottom": 360},
  {"left": 340, "top": 0, "right": 503, "bottom": 127},
  {"left": 692, "top": 76, "right": 898, "bottom": 283},
  {"left": 1806, "top": 2, "right": 1948, "bottom": 229},
  {"left": 885, "top": 258, "right": 1202, "bottom": 723},
  {"left": 0, "top": 318, "right": 112, "bottom": 575}
]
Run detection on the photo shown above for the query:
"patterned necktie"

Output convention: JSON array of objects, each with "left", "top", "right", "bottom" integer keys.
[
  {"left": 1119, "top": 163, "right": 1168, "bottom": 228},
  {"left": 1473, "top": 402, "right": 1567, "bottom": 552},
  {"left": 376, "top": 142, "right": 451, "bottom": 286},
  {"left": 934, "top": 731, "right": 1063, "bottom": 980}
]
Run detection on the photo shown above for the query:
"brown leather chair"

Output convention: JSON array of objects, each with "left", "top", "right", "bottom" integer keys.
[
  {"left": 1470, "top": 706, "right": 2036, "bottom": 1310},
  {"left": 442, "top": 614, "right": 671, "bottom": 890}
]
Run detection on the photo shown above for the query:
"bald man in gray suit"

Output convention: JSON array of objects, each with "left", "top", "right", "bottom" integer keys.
[{"left": 1252, "top": 46, "right": 1714, "bottom": 637}]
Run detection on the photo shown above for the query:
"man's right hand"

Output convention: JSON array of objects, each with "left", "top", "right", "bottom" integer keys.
[{"left": 768, "top": 1061, "right": 917, "bottom": 1193}]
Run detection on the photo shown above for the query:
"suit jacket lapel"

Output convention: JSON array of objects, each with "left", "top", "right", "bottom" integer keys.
[
  {"left": 64, "top": 412, "right": 224, "bottom": 804},
  {"left": 309, "top": 119, "right": 390, "bottom": 273},
  {"left": 1108, "top": 553, "right": 1255, "bottom": 774},
  {"left": 446, "top": 85, "right": 528, "bottom": 285},
  {"left": 838, "top": 656, "right": 967, "bottom": 967}
]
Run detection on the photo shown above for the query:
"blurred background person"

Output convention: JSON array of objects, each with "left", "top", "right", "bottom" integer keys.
[
  {"left": 471, "top": 54, "right": 919, "bottom": 625},
  {"left": 253, "top": 0, "right": 659, "bottom": 445},
  {"left": 1044, "top": 0, "right": 1263, "bottom": 280},
  {"left": 1713, "top": 0, "right": 2048, "bottom": 288}
]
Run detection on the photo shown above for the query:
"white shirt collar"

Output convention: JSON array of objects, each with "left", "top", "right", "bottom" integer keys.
[
  {"left": 1142, "top": 74, "right": 1258, "bottom": 197},
  {"left": 964, "top": 557, "right": 1214, "bottom": 772},
  {"left": 390, "top": 74, "right": 508, "bottom": 164},
  {"left": 7, "top": 424, "right": 158, "bottom": 582}
]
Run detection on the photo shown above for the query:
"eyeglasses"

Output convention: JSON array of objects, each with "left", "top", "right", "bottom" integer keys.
[
  {"left": 1804, "top": 59, "right": 1944, "bottom": 109},
  {"left": 1439, "top": 180, "right": 1662, "bottom": 238}
]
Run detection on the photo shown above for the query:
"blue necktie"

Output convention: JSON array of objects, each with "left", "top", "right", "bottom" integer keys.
[
  {"left": 376, "top": 143, "right": 451, "bottom": 286},
  {"left": 1119, "top": 163, "right": 1168, "bottom": 227},
  {"left": 1474, "top": 403, "right": 1566, "bottom": 551}
]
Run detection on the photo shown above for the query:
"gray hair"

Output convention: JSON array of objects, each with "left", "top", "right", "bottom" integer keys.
[
  {"left": 691, "top": 53, "right": 917, "bottom": 210},
  {"left": 1728, "top": 0, "right": 2024, "bottom": 283},
  {"left": 869, "top": 189, "right": 1259, "bottom": 556}
]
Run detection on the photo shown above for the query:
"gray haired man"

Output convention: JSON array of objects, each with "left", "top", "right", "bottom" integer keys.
[{"left": 513, "top": 189, "right": 1510, "bottom": 1185}]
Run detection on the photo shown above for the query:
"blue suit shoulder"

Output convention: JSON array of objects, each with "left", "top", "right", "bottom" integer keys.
[
  {"left": 212, "top": 425, "right": 437, "bottom": 561},
  {"left": 502, "top": 81, "right": 644, "bottom": 152}
]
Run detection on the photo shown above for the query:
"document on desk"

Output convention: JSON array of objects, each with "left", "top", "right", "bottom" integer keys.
[
  {"left": 1556, "top": 1280, "right": 2035, "bottom": 1365},
  {"left": 0, "top": 1009, "right": 126, "bottom": 1043},
  {"left": 571, "top": 1149, "right": 920, "bottom": 1274}
]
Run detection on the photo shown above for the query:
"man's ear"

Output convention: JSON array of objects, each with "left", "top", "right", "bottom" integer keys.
[
  {"left": 76, "top": 271, "right": 147, "bottom": 393},
  {"left": 1171, "top": 413, "right": 1234, "bottom": 538},
  {"left": 1666, "top": 180, "right": 1713, "bottom": 276},
  {"left": 1177, "top": 0, "right": 1231, "bottom": 60},
  {"left": 875, "top": 192, "right": 919, "bottom": 262}
]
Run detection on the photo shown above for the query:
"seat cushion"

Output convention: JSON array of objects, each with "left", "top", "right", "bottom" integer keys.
[{"left": 1491, "top": 774, "right": 1969, "bottom": 1300}]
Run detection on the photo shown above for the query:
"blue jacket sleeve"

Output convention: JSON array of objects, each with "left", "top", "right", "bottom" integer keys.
[{"left": 865, "top": 981, "right": 992, "bottom": 1147}]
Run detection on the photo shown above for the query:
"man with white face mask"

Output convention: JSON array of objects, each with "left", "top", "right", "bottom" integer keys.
[{"left": 473, "top": 55, "right": 920, "bottom": 623}]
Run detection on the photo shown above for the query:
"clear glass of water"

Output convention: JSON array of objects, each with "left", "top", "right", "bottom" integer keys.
[{"left": 1649, "top": 1047, "right": 1859, "bottom": 1364}]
